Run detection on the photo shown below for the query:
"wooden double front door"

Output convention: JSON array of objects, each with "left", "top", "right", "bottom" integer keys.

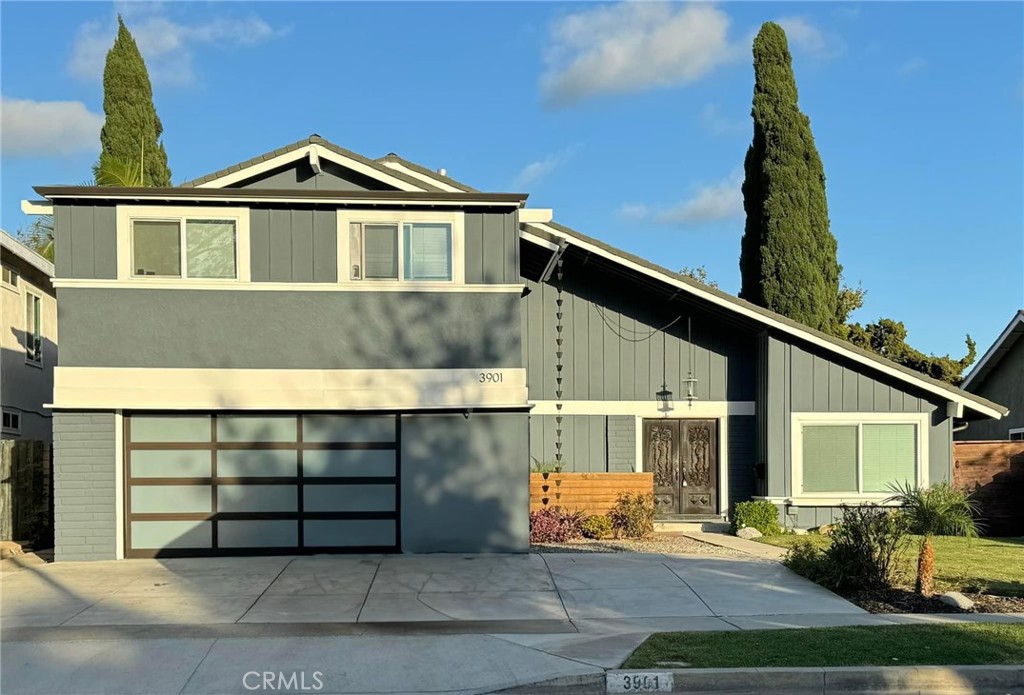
[{"left": 643, "top": 419, "right": 718, "bottom": 515}]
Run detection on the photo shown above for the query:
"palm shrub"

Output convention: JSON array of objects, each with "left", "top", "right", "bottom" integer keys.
[{"left": 886, "top": 482, "right": 983, "bottom": 596}]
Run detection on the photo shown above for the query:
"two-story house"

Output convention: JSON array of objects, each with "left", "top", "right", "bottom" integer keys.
[
  {"left": 27, "top": 136, "right": 1007, "bottom": 561},
  {"left": 1, "top": 230, "right": 57, "bottom": 443}
]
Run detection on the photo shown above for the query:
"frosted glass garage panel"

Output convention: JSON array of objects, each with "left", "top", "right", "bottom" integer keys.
[
  {"left": 304, "top": 520, "right": 396, "bottom": 547},
  {"left": 217, "top": 416, "right": 297, "bottom": 442},
  {"left": 131, "top": 520, "right": 212, "bottom": 549},
  {"left": 303, "top": 449, "right": 396, "bottom": 477},
  {"left": 131, "top": 485, "right": 212, "bottom": 513},
  {"left": 218, "top": 520, "right": 297, "bottom": 548},
  {"left": 304, "top": 484, "right": 395, "bottom": 512},
  {"left": 303, "top": 415, "right": 396, "bottom": 443},
  {"left": 130, "top": 416, "right": 211, "bottom": 443},
  {"left": 217, "top": 485, "right": 297, "bottom": 513},
  {"left": 217, "top": 449, "right": 297, "bottom": 477},
  {"left": 130, "top": 450, "right": 211, "bottom": 478}
]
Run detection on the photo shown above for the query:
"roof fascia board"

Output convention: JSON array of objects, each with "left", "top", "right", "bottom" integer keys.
[
  {"left": 36, "top": 188, "right": 525, "bottom": 207},
  {"left": 961, "top": 311, "right": 1024, "bottom": 389},
  {"left": 381, "top": 161, "right": 464, "bottom": 193},
  {"left": 521, "top": 221, "right": 1004, "bottom": 419},
  {"left": 21, "top": 200, "right": 53, "bottom": 215},
  {"left": 195, "top": 144, "right": 427, "bottom": 192},
  {"left": 0, "top": 230, "right": 54, "bottom": 277}
]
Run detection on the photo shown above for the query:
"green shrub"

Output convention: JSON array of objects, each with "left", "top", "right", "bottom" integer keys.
[
  {"left": 580, "top": 514, "right": 613, "bottom": 539},
  {"left": 786, "top": 506, "right": 910, "bottom": 592},
  {"left": 731, "top": 500, "right": 782, "bottom": 536},
  {"left": 608, "top": 493, "right": 655, "bottom": 539}
]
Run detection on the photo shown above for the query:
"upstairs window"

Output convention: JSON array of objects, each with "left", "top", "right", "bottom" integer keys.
[
  {"left": 350, "top": 221, "right": 452, "bottom": 282},
  {"left": 25, "top": 292, "right": 42, "bottom": 364},
  {"left": 131, "top": 218, "right": 237, "bottom": 279},
  {"left": 2, "top": 408, "right": 20, "bottom": 435},
  {"left": 1, "top": 265, "right": 18, "bottom": 288}
]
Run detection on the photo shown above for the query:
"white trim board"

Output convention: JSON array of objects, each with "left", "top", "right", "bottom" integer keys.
[
  {"left": 114, "top": 410, "right": 124, "bottom": 560},
  {"left": 520, "top": 223, "right": 1005, "bottom": 420},
  {"left": 380, "top": 160, "right": 464, "bottom": 193},
  {"left": 527, "top": 400, "right": 755, "bottom": 417},
  {"left": 51, "top": 279, "right": 525, "bottom": 293},
  {"left": 51, "top": 367, "right": 529, "bottom": 411},
  {"left": 961, "top": 310, "right": 1024, "bottom": 389},
  {"left": 197, "top": 144, "right": 427, "bottom": 192}
]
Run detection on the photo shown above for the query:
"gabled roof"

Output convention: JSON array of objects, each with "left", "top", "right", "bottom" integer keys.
[
  {"left": 377, "top": 153, "right": 479, "bottom": 193},
  {"left": 0, "top": 229, "right": 54, "bottom": 277},
  {"left": 381, "top": 152, "right": 1006, "bottom": 420},
  {"left": 180, "top": 135, "right": 442, "bottom": 192},
  {"left": 962, "top": 310, "right": 1024, "bottom": 390}
]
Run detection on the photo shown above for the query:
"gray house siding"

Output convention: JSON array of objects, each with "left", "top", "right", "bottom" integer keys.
[
  {"left": 400, "top": 412, "right": 528, "bottom": 552},
  {"left": 521, "top": 260, "right": 758, "bottom": 403},
  {"left": 53, "top": 411, "right": 117, "bottom": 561},
  {"left": 529, "top": 415, "right": 607, "bottom": 472},
  {"left": 464, "top": 211, "right": 520, "bottom": 285},
  {"left": 249, "top": 208, "right": 338, "bottom": 282},
  {"left": 57, "top": 288, "right": 522, "bottom": 370},
  {"left": 608, "top": 416, "right": 637, "bottom": 472},
  {"left": 231, "top": 159, "right": 396, "bottom": 191},
  {"left": 958, "top": 343, "right": 1024, "bottom": 440},
  {"left": 728, "top": 415, "right": 757, "bottom": 511},
  {"left": 53, "top": 205, "right": 117, "bottom": 279}
]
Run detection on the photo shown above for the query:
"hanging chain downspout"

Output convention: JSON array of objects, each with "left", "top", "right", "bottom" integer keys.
[{"left": 554, "top": 257, "right": 565, "bottom": 479}]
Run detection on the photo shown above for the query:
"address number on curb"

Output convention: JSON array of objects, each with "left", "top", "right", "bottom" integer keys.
[{"left": 607, "top": 672, "right": 674, "bottom": 693}]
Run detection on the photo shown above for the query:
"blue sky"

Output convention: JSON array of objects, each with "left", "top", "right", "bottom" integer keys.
[{"left": 2, "top": 1, "right": 1021, "bottom": 358}]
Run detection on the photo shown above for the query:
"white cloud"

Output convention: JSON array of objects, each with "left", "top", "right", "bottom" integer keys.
[
  {"left": 899, "top": 56, "right": 927, "bottom": 78},
  {"left": 701, "top": 103, "right": 747, "bottom": 136},
  {"left": 618, "top": 203, "right": 649, "bottom": 221},
  {"left": 68, "top": 10, "right": 284, "bottom": 85},
  {"left": 656, "top": 171, "right": 744, "bottom": 226},
  {"left": 541, "top": 2, "right": 737, "bottom": 107},
  {"left": 775, "top": 16, "right": 844, "bottom": 59},
  {"left": 512, "top": 145, "right": 581, "bottom": 188},
  {"left": 0, "top": 97, "right": 103, "bottom": 156}
]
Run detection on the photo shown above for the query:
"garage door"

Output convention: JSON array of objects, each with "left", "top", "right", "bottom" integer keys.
[{"left": 124, "top": 414, "right": 399, "bottom": 557}]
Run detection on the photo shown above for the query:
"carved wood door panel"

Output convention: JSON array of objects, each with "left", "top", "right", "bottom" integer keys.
[{"left": 643, "top": 419, "right": 718, "bottom": 515}]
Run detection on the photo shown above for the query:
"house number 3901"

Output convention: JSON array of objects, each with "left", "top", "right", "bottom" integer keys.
[
  {"left": 607, "top": 672, "right": 673, "bottom": 693},
  {"left": 478, "top": 372, "right": 503, "bottom": 383}
]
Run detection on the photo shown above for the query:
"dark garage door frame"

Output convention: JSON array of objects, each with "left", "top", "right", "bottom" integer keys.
[{"left": 123, "top": 412, "right": 401, "bottom": 558}]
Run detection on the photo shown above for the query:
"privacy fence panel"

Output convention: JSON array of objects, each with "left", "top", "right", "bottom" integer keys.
[
  {"left": 953, "top": 441, "right": 1024, "bottom": 536},
  {"left": 0, "top": 439, "right": 53, "bottom": 547}
]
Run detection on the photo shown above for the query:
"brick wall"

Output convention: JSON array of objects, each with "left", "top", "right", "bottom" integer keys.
[
  {"left": 607, "top": 416, "right": 636, "bottom": 472},
  {"left": 53, "top": 411, "right": 117, "bottom": 561}
]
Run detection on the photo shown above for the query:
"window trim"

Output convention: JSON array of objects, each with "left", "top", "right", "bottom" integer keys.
[
  {"left": 1, "top": 264, "right": 19, "bottom": 291},
  {"left": 2, "top": 408, "right": 21, "bottom": 435},
  {"left": 791, "top": 412, "right": 929, "bottom": 503},
  {"left": 337, "top": 210, "right": 464, "bottom": 286},
  {"left": 1009, "top": 428, "right": 1024, "bottom": 441},
  {"left": 116, "top": 205, "right": 251, "bottom": 283},
  {"left": 25, "top": 290, "right": 43, "bottom": 366}
]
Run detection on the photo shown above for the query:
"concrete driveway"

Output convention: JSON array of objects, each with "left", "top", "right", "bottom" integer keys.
[{"left": 1, "top": 552, "right": 862, "bottom": 630}]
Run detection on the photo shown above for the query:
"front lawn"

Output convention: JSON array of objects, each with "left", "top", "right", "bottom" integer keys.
[
  {"left": 758, "top": 535, "right": 1024, "bottom": 597},
  {"left": 621, "top": 624, "right": 1024, "bottom": 669}
]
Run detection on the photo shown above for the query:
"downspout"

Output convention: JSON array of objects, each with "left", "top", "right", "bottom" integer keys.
[
  {"left": 952, "top": 420, "right": 969, "bottom": 434},
  {"left": 539, "top": 240, "right": 568, "bottom": 283}
]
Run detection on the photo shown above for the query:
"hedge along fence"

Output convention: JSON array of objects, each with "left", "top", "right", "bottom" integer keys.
[
  {"left": 529, "top": 472, "right": 653, "bottom": 516},
  {"left": 953, "top": 441, "right": 1024, "bottom": 537}
]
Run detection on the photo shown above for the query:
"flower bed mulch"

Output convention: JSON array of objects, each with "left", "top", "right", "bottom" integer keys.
[{"left": 842, "top": 587, "right": 1024, "bottom": 614}]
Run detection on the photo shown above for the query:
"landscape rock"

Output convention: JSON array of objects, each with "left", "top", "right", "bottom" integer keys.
[
  {"left": 736, "top": 527, "right": 763, "bottom": 540},
  {"left": 792, "top": 528, "right": 808, "bottom": 535},
  {"left": 939, "top": 591, "right": 974, "bottom": 611},
  {"left": 814, "top": 525, "right": 836, "bottom": 536}
]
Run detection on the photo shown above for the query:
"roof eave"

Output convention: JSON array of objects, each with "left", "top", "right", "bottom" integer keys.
[{"left": 961, "top": 310, "right": 1024, "bottom": 390}]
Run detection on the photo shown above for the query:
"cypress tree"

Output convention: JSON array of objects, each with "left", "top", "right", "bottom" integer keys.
[
  {"left": 98, "top": 15, "right": 171, "bottom": 186},
  {"left": 739, "top": 22, "right": 840, "bottom": 334}
]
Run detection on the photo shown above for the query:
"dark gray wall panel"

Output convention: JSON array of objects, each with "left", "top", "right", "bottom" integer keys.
[
  {"left": 522, "top": 259, "right": 757, "bottom": 402},
  {"left": 529, "top": 415, "right": 607, "bottom": 472},
  {"left": 464, "top": 211, "right": 518, "bottom": 285},
  {"left": 728, "top": 415, "right": 757, "bottom": 510},
  {"left": 232, "top": 159, "right": 395, "bottom": 191},
  {"left": 401, "top": 413, "right": 528, "bottom": 552},
  {"left": 54, "top": 411, "right": 117, "bottom": 561},
  {"left": 959, "top": 343, "right": 1023, "bottom": 440},
  {"left": 250, "top": 208, "right": 339, "bottom": 283},
  {"left": 53, "top": 204, "right": 117, "bottom": 279},
  {"left": 59, "top": 288, "right": 523, "bottom": 369},
  {"left": 312, "top": 211, "right": 338, "bottom": 282}
]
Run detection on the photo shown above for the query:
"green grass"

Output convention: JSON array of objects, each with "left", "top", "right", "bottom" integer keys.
[
  {"left": 621, "top": 624, "right": 1024, "bottom": 669},
  {"left": 757, "top": 535, "right": 1024, "bottom": 597}
]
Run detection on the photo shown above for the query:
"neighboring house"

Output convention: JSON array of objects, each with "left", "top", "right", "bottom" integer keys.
[
  {"left": 958, "top": 310, "right": 1023, "bottom": 441},
  {"left": 0, "top": 230, "right": 57, "bottom": 442},
  {"left": 25, "top": 135, "right": 1007, "bottom": 561}
]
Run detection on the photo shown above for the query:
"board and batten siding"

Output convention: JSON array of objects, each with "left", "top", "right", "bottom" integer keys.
[
  {"left": 761, "top": 334, "right": 954, "bottom": 524},
  {"left": 231, "top": 160, "right": 395, "bottom": 192},
  {"left": 958, "top": 342, "right": 1024, "bottom": 440},
  {"left": 53, "top": 204, "right": 117, "bottom": 279},
  {"left": 249, "top": 208, "right": 338, "bottom": 282},
  {"left": 529, "top": 415, "right": 608, "bottom": 473},
  {"left": 728, "top": 415, "right": 757, "bottom": 510},
  {"left": 463, "top": 211, "right": 520, "bottom": 285},
  {"left": 521, "top": 264, "right": 757, "bottom": 403}
]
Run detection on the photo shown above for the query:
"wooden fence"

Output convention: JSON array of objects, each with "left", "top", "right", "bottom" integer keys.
[
  {"left": 953, "top": 441, "right": 1024, "bottom": 537},
  {"left": 0, "top": 439, "right": 53, "bottom": 547},
  {"left": 529, "top": 472, "right": 653, "bottom": 515}
]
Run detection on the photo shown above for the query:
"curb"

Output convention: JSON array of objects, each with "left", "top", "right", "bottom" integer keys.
[{"left": 499, "top": 665, "right": 1024, "bottom": 694}]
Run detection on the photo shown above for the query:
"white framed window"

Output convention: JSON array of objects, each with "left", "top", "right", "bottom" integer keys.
[
  {"left": 791, "top": 412, "right": 928, "bottom": 501},
  {"left": 1, "top": 265, "right": 18, "bottom": 289},
  {"left": 116, "top": 206, "right": 250, "bottom": 283},
  {"left": 1, "top": 408, "right": 21, "bottom": 435},
  {"left": 339, "top": 210, "right": 463, "bottom": 285},
  {"left": 25, "top": 291, "right": 42, "bottom": 365},
  {"left": 1009, "top": 428, "right": 1024, "bottom": 441}
]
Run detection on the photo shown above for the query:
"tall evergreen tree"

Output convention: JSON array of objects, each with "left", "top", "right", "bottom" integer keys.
[
  {"left": 98, "top": 15, "right": 171, "bottom": 186},
  {"left": 739, "top": 22, "right": 840, "bottom": 334}
]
